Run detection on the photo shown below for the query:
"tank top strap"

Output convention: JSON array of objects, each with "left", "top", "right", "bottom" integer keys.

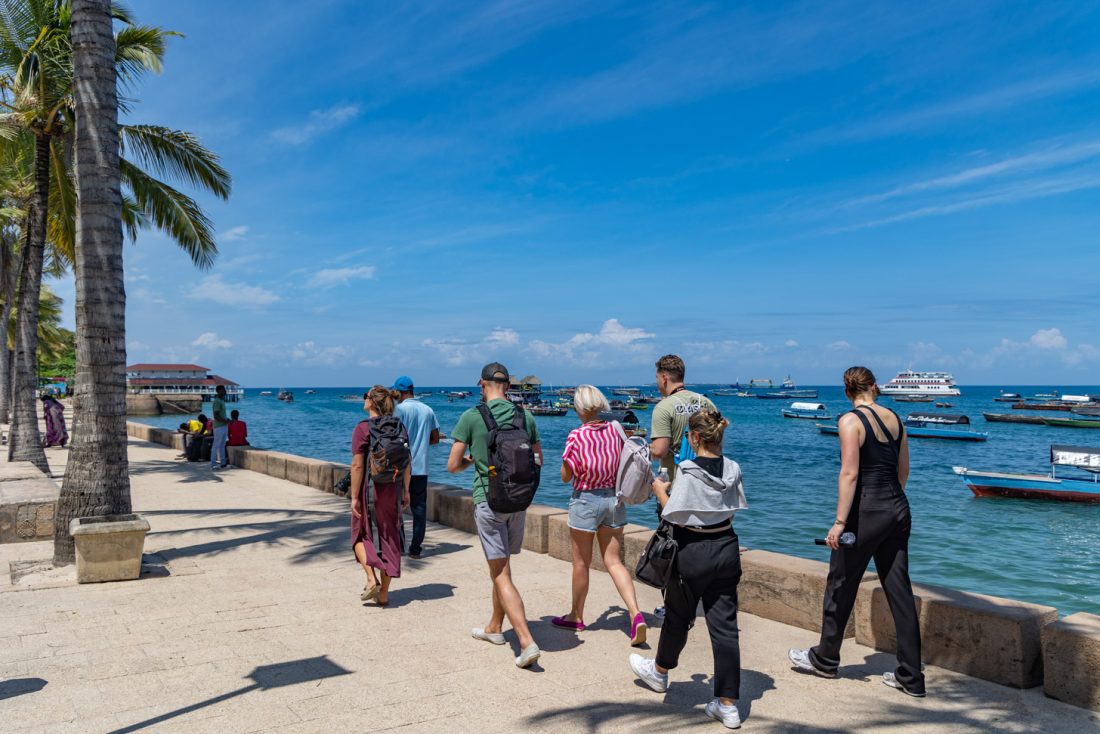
[{"left": 855, "top": 405, "right": 900, "bottom": 460}]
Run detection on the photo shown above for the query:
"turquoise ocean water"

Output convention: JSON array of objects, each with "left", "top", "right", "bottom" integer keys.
[{"left": 139, "top": 385, "right": 1100, "bottom": 616}]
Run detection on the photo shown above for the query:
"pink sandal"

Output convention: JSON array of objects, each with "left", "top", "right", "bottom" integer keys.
[
  {"left": 630, "top": 613, "right": 647, "bottom": 646},
  {"left": 551, "top": 615, "right": 586, "bottom": 631}
]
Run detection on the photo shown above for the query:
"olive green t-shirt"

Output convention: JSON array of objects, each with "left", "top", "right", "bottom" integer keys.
[
  {"left": 212, "top": 397, "right": 228, "bottom": 427},
  {"left": 452, "top": 399, "right": 541, "bottom": 505},
  {"left": 651, "top": 390, "right": 716, "bottom": 479}
]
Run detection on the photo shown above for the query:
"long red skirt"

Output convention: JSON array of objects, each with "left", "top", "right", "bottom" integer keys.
[{"left": 351, "top": 480, "right": 402, "bottom": 578}]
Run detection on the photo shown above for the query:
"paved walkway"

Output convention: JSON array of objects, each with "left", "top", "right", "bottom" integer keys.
[{"left": 1, "top": 439, "right": 1097, "bottom": 733}]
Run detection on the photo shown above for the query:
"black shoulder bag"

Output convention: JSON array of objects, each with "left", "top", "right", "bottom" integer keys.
[{"left": 634, "top": 521, "right": 678, "bottom": 589}]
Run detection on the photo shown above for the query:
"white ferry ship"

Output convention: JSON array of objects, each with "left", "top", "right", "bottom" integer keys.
[{"left": 880, "top": 370, "right": 961, "bottom": 397}]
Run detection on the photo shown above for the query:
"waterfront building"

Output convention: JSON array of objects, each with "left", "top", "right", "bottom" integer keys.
[{"left": 126, "top": 363, "right": 243, "bottom": 402}]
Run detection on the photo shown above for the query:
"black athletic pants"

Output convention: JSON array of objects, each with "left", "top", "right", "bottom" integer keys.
[
  {"left": 656, "top": 527, "right": 742, "bottom": 700},
  {"left": 810, "top": 494, "right": 925, "bottom": 694},
  {"left": 407, "top": 475, "right": 428, "bottom": 555}
]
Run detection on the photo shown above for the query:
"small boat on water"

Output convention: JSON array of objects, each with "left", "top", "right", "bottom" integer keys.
[
  {"left": 625, "top": 400, "right": 649, "bottom": 411},
  {"left": 637, "top": 394, "right": 662, "bottom": 404},
  {"left": 893, "top": 396, "right": 934, "bottom": 403},
  {"left": 953, "top": 444, "right": 1100, "bottom": 503},
  {"left": 259, "top": 390, "right": 273, "bottom": 396},
  {"left": 341, "top": 394, "right": 360, "bottom": 401},
  {"left": 935, "top": 402, "right": 953, "bottom": 408},
  {"left": 277, "top": 389, "right": 294, "bottom": 402},
  {"left": 994, "top": 391, "right": 1022, "bottom": 402},
  {"left": 782, "top": 402, "right": 830, "bottom": 420},
  {"left": 304, "top": 389, "right": 316, "bottom": 395},
  {"left": 447, "top": 391, "right": 471, "bottom": 400},
  {"left": 1042, "top": 417, "right": 1100, "bottom": 429},
  {"left": 598, "top": 409, "right": 647, "bottom": 437},
  {"left": 1012, "top": 402, "right": 1076, "bottom": 412},
  {"left": 818, "top": 413, "right": 988, "bottom": 441},
  {"left": 611, "top": 387, "right": 641, "bottom": 396},
  {"left": 553, "top": 398, "right": 573, "bottom": 410},
  {"left": 983, "top": 412, "right": 1047, "bottom": 425},
  {"left": 528, "top": 401, "right": 567, "bottom": 416},
  {"left": 711, "top": 388, "right": 739, "bottom": 397},
  {"left": 757, "top": 392, "right": 791, "bottom": 400},
  {"left": 749, "top": 378, "right": 773, "bottom": 389},
  {"left": 785, "top": 389, "right": 818, "bottom": 399},
  {"left": 415, "top": 392, "right": 433, "bottom": 398},
  {"left": 1072, "top": 406, "right": 1100, "bottom": 417},
  {"left": 1028, "top": 392, "right": 1059, "bottom": 401}
]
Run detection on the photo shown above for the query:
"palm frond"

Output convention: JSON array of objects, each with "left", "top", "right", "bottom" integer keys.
[
  {"left": 122, "top": 158, "right": 217, "bottom": 269},
  {"left": 46, "top": 133, "right": 73, "bottom": 263},
  {"left": 114, "top": 24, "right": 173, "bottom": 85},
  {"left": 120, "top": 124, "right": 230, "bottom": 198}
]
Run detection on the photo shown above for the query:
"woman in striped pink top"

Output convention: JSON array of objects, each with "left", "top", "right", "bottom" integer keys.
[{"left": 553, "top": 385, "right": 646, "bottom": 646}]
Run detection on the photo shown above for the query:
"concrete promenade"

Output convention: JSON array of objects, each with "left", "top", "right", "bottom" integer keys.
[{"left": 1, "top": 439, "right": 1097, "bottom": 733}]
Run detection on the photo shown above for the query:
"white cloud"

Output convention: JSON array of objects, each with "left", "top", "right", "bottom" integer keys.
[
  {"left": 191, "top": 332, "right": 233, "bottom": 350},
  {"left": 221, "top": 225, "right": 248, "bottom": 242},
  {"left": 827, "top": 340, "right": 851, "bottom": 350},
  {"left": 308, "top": 265, "right": 377, "bottom": 288},
  {"left": 784, "top": 339, "right": 799, "bottom": 348},
  {"left": 291, "top": 341, "right": 352, "bottom": 366},
  {"left": 1029, "top": 327, "right": 1067, "bottom": 350},
  {"left": 485, "top": 328, "right": 519, "bottom": 346},
  {"left": 527, "top": 319, "right": 654, "bottom": 365},
  {"left": 190, "top": 275, "right": 279, "bottom": 307},
  {"left": 272, "top": 103, "right": 361, "bottom": 145}
]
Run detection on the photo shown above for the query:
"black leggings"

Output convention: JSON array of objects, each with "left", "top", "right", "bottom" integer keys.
[
  {"left": 810, "top": 494, "right": 924, "bottom": 694},
  {"left": 656, "top": 527, "right": 742, "bottom": 700}
]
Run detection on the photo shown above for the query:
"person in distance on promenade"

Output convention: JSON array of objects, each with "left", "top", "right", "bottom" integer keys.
[
  {"left": 393, "top": 375, "right": 440, "bottom": 560},
  {"left": 552, "top": 384, "right": 646, "bottom": 646},
  {"left": 788, "top": 366, "right": 925, "bottom": 697},
  {"left": 630, "top": 410, "right": 747, "bottom": 729},
  {"left": 351, "top": 386, "right": 412, "bottom": 607},
  {"left": 448, "top": 362, "right": 542, "bottom": 668},
  {"left": 227, "top": 410, "right": 249, "bottom": 447},
  {"left": 210, "top": 385, "right": 230, "bottom": 470}
]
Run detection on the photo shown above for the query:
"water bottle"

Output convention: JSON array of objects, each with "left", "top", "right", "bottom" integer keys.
[{"left": 814, "top": 532, "right": 856, "bottom": 547}]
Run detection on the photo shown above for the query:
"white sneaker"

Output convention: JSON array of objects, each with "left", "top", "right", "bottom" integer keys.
[
  {"left": 705, "top": 699, "right": 742, "bottom": 729},
  {"left": 629, "top": 653, "right": 668, "bottom": 693},
  {"left": 515, "top": 643, "right": 541, "bottom": 668},
  {"left": 788, "top": 648, "right": 837, "bottom": 678},
  {"left": 883, "top": 672, "right": 926, "bottom": 697}
]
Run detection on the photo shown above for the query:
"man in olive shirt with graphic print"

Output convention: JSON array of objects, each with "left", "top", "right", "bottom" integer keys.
[
  {"left": 650, "top": 354, "right": 716, "bottom": 482},
  {"left": 448, "top": 362, "right": 543, "bottom": 669}
]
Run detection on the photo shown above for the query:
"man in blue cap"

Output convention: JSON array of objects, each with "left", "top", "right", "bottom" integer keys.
[{"left": 393, "top": 375, "right": 440, "bottom": 558}]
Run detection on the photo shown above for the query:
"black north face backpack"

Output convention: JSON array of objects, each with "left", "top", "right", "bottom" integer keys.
[
  {"left": 366, "top": 416, "right": 410, "bottom": 483},
  {"left": 477, "top": 403, "right": 540, "bottom": 513}
]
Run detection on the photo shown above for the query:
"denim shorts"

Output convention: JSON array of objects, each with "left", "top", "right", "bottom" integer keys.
[{"left": 568, "top": 488, "right": 626, "bottom": 532}]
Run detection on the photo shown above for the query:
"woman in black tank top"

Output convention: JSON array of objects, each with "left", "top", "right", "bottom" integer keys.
[{"left": 788, "top": 367, "right": 926, "bottom": 697}]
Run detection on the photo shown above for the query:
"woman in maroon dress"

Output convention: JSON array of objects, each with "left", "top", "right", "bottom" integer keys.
[{"left": 351, "top": 386, "right": 411, "bottom": 606}]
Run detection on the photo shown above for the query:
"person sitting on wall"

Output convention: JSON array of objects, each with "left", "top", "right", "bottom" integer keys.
[
  {"left": 228, "top": 409, "right": 249, "bottom": 447},
  {"left": 177, "top": 414, "right": 207, "bottom": 458}
]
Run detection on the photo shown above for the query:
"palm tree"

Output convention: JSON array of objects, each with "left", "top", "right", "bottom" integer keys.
[
  {"left": 0, "top": 1, "right": 229, "bottom": 473},
  {"left": 53, "top": 0, "right": 126, "bottom": 564}
]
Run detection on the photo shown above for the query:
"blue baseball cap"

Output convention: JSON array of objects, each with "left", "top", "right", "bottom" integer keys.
[{"left": 392, "top": 376, "right": 414, "bottom": 392}]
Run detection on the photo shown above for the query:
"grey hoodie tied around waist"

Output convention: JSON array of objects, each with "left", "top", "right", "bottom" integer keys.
[{"left": 661, "top": 458, "right": 747, "bottom": 527}]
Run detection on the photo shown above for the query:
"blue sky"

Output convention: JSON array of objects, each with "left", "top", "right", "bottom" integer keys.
[{"left": 54, "top": 1, "right": 1100, "bottom": 386}]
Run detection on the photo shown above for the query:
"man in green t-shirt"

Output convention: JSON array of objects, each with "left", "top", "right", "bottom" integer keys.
[
  {"left": 210, "top": 385, "right": 230, "bottom": 470},
  {"left": 448, "top": 362, "right": 542, "bottom": 669},
  {"left": 650, "top": 354, "right": 716, "bottom": 482}
]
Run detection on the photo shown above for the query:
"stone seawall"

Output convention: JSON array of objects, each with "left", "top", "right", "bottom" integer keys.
[{"left": 125, "top": 421, "right": 1100, "bottom": 711}]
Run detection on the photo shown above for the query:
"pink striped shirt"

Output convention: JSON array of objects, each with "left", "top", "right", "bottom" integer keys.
[{"left": 561, "top": 421, "right": 625, "bottom": 491}]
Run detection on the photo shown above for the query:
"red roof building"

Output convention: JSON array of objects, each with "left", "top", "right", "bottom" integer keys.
[{"left": 126, "top": 364, "right": 242, "bottom": 401}]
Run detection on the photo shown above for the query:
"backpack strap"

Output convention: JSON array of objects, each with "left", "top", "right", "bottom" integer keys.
[
  {"left": 511, "top": 404, "right": 526, "bottom": 431},
  {"left": 610, "top": 420, "right": 629, "bottom": 443},
  {"left": 476, "top": 403, "right": 499, "bottom": 432}
]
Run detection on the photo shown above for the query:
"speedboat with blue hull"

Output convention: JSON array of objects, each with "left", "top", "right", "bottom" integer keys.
[
  {"left": 817, "top": 412, "right": 988, "bottom": 441},
  {"left": 953, "top": 445, "right": 1100, "bottom": 503}
]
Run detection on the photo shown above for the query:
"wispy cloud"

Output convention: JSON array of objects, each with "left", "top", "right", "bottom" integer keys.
[
  {"left": 271, "top": 103, "right": 361, "bottom": 145},
  {"left": 190, "top": 275, "right": 279, "bottom": 307},
  {"left": 221, "top": 225, "right": 249, "bottom": 242},
  {"left": 290, "top": 341, "right": 352, "bottom": 366},
  {"left": 308, "top": 266, "right": 377, "bottom": 288},
  {"left": 191, "top": 332, "right": 233, "bottom": 349},
  {"left": 422, "top": 326, "right": 523, "bottom": 367},
  {"left": 528, "top": 319, "right": 654, "bottom": 365}
]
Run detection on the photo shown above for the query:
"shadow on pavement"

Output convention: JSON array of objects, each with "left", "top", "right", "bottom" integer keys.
[{"left": 0, "top": 677, "right": 47, "bottom": 700}]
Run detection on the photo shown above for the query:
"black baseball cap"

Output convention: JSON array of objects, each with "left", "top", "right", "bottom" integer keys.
[{"left": 480, "top": 362, "right": 510, "bottom": 383}]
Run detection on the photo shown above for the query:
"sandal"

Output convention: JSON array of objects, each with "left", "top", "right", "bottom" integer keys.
[
  {"left": 551, "top": 615, "right": 586, "bottom": 631},
  {"left": 361, "top": 584, "right": 380, "bottom": 602}
]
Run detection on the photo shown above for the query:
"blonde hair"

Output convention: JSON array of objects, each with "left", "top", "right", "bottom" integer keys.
[
  {"left": 365, "top": 385, "right": 398, "bottom": 416},
  {"left": 572, "top": 384, "right": 609, "bottom": 416},
  {"left": 688, "top": 410, "right": 728, "bottom": 451}
]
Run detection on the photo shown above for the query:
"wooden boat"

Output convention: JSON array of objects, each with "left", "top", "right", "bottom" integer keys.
[
  {"left": 625, "top": 401, "right": 649, "bottom": 411},
  {"left": 994, "top": 391, "right": 1022, "bottom": 402},
  {"left": 1012, "top": 402, "right": 1075, "bottom": 411},
  {"left": 782, "top": 402, "right": 830, "bottom": 420},
  {"left": 894, "top": 396, "right": 934, "bottom": 403},
  {"left": 1042, "top": 417, "right": 1100, "bottom": 429},
  {"left": 711, "top": 388, "right": 739, "bottom": 397},
  {"left": 785, "top": 389, "right": 819, "bottom": 399},
  {"left": 983, "top": 412, "right": 1046, "bottom": 425},
  {"left": 1072, "top": 406, "right": 1100, "bottom": 417},
  {"left": 953, "top": 445, "right": 1100, "bottom": 503},
  {"left": 758, "top": 392, "right": 791, "bottom": 400},
  {"left": 637, "top": 395, "right": 662, "bottom": 404}
]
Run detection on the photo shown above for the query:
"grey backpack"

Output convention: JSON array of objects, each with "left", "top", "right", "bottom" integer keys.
[{"left": 612, "top": 421, "right": 654, "bottom": 504}]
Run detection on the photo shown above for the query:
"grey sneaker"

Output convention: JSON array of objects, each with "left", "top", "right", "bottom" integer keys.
[
  {"left": 705, "top": 699, "right": 742, "bottom": 729},
  {"left": 883, "top": 672, "right": 926, "bottom": 697},
  {"left": 788, "top": 648, "right": 837, "bottom": 678},
  {"left": 515, "top": 643, "right": 541, "bottom": 668},
  {"left": 471, "top": 628, "right": 506, "bottom": 646},
  {"left": 629, "top": 653, "right": 668, "bottom": 693}
]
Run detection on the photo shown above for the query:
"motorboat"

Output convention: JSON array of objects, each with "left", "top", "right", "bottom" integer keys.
[
  {"left": 259, "top": 390, "right": 273, "bottom": 397},
  {"left": 994, "top": 391, "right": 1022, "bottom": 402},
  {"left": 879, "top": 370, "right": 961, "bottom": 397},
  {"left": 711, "top": 388, "right": 740, "bottom": 397},
  {"left": 277, "top": 389, "right": 294, "bottom": 402},
  {"left": 527, "top": 400, "right": 567, "bottom": 416},
  {"left": 446, "top": 391, "right": 471, "bottom": 400},
  {"left": 781, "top": 402, "right": 830, "bottom": 420},
  {"left": 953, "top": 445, "right": 1100, "bottom": 503},
  {"left": 611, "top": 387, "right": 641, "bottom": 396},
  {"left": 304, "top": 389, "right": 316, "bottom": 395},
  {"left": 625, "top": 400, "right": 649, "bottom": 411}
]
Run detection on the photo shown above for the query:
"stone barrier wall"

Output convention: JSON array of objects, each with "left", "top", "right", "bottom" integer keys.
[{"left": 123, "top": 421, "right": 1099, "bottom": 710}]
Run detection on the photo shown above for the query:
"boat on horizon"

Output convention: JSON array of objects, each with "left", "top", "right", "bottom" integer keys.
[
  {"left": 447, "top": 391, "right": 471, "bottom": 400},
  {"left": 953, "top": 444, "right": 1100, "bottom": 503},
  {"left": 994, "top": 391, "right": 1022, "bottom": 402},
  {"left": 304, "top": 389, "right": 316, "bottom": 395},
  {"left": 259, "top": 390, "right": 273, "bottom": 396},
  {"left": 879, "top": 370, "right": 961, "bottom": 397},
  {"left": 277, "top": 389, "right": 294, "bottom": 402},
  {"left": 749, "top": 378, "right": 773, "bottom": 389},
  {"left": 610, "top": 387, "right": 641, "bottom": 396}
]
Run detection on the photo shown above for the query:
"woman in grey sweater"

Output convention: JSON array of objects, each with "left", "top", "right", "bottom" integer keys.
[{"left": 629, "top": 410, "right": 748, "bottom": 730}]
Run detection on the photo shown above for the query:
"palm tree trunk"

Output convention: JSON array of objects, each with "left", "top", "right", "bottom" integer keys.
[
  {"left": 7, "top": 135, "right": 50, "bottom": 473},
  {"left": 0, "top": 230, "right": 15, "bottom": 422},
  {"left": 54, "top": 0, "right": 130, "bottom": 565}
]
